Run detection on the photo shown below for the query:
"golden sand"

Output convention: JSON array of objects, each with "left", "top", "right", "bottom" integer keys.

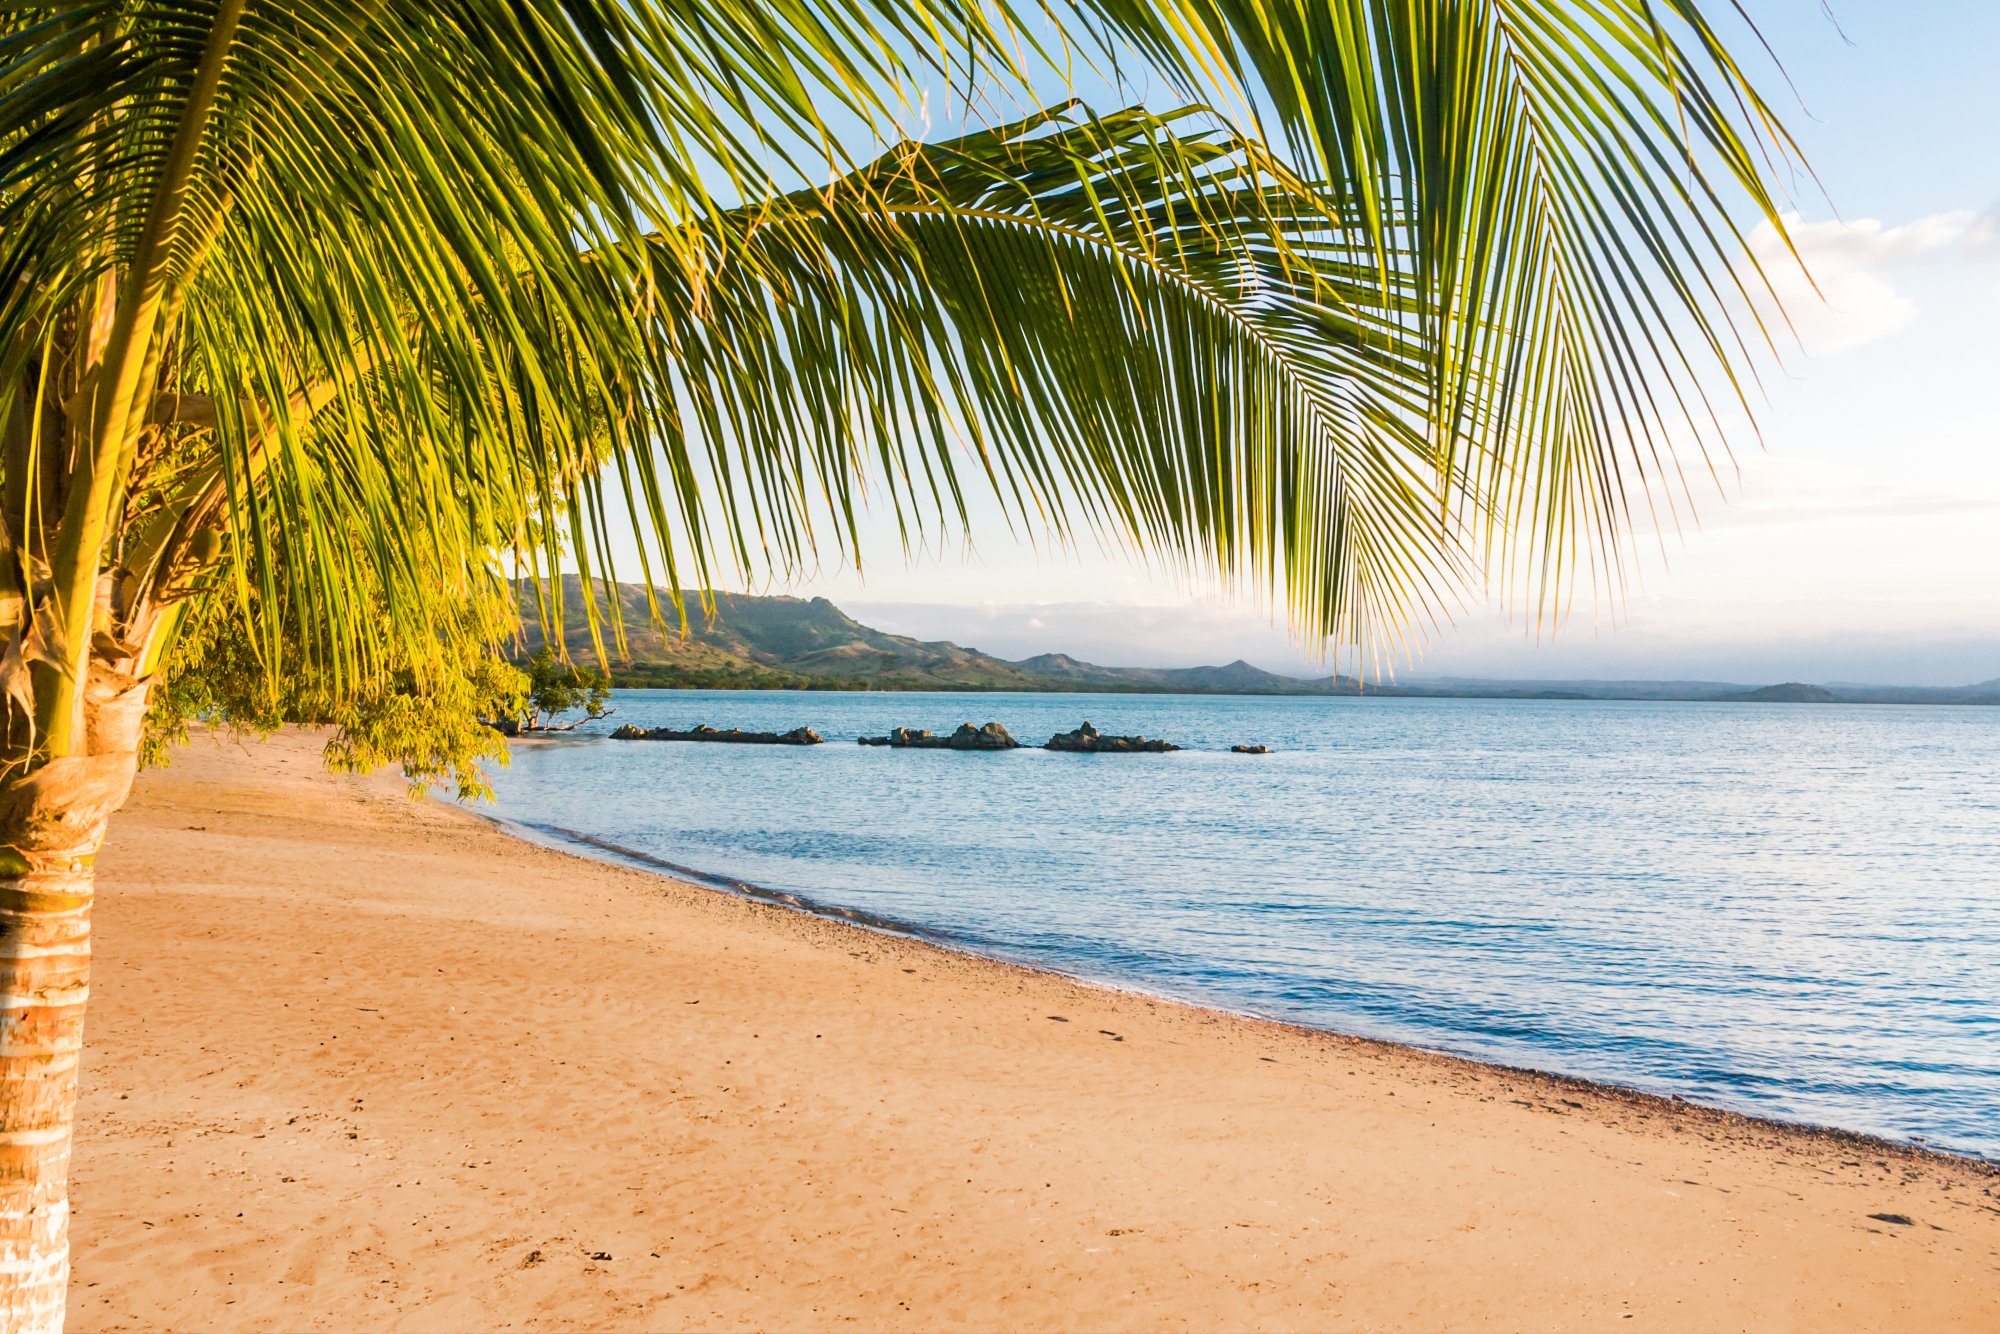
[{"left": 69, "top": 728, "right": 2000, "bottom": 1330}]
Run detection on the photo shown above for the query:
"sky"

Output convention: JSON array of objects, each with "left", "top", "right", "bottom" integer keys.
[{"left": 660, "top": 3, "right": 2000, "bottom": 686}]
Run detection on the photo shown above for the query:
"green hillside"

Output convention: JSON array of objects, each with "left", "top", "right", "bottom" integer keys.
[
  {"left": 511, "top": 577, "right": 1364, "bottom": 694},
  {"left": 514, "top": 577, "right": 1063, "bottom": 692},
  {"left": 511, "top": 578, "right": 2000, "bottom": 704}
]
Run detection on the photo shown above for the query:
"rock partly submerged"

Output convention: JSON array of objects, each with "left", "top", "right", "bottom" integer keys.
[
  {"left": 1231, "top": 743, "right": 1271, "bottom": 754},
  {"left": 610, "top": 723, "right": 823, "bottom": 746},
  {"left": 1043, "top": 721, "right": 1179, "bottom": 753},
  {"left": 610, "top": 718, "right": 1183, "bottom": 753},
  {"left": 857, "top": 722, "right": 1021, "bottom": 750}
]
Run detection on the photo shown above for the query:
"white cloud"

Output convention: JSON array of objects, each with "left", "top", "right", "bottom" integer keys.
[
  {"left": 1750, "top": 206, "right": 2000, "bottom": 356},
  {"left": 1683, "top": 453, "right": 2000, "bottom": 531}
]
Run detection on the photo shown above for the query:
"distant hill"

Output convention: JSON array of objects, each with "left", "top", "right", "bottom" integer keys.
[
  {"left": 1718, "top": 682, "right": 1841, "bottom": 704},
  {"left": 1010, "top": 652, "right": 1355, "bottom": 695},
  {"left": 513, "top": 578, "right": 1999, "bottom": 705},
  {"left": 514, "top": 577, "right": 1054, "bottom": 691}
]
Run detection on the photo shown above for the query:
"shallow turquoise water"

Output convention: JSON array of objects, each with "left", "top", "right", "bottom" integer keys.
[{"left": 487, "top": 690, "right": 2000, "bottom": 1158}]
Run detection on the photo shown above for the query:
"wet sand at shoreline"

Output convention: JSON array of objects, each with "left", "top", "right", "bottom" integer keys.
[{"left": 69, "top": 728, "right": 2000, "bottom": 1330}]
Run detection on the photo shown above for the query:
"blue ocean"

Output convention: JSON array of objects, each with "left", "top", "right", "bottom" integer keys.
[{"left": 486, "top": 690, "right": 2000, "bottom": 1158}]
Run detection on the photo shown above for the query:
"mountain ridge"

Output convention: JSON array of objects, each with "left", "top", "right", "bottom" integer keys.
[{"left": 513, "top": 578, "right": 2000, "bottom": 705}]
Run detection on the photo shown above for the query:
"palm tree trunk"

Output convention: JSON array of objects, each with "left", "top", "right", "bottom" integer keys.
[
  {"left": 0, "top": 654, "right": 151, "bottom": 1332},
  {"left": 0, "top": 851, "right": 96, "bottom": 1333}
]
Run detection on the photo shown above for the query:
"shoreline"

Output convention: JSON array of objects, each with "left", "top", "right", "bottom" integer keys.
[
  {"left": 486, "top": 802, "right": 1995, "bottom": 1172},
  {"left": 519, "top": 801, "right": 1995, "bottom": 1172},
  {"left": 71, "top": 729, "right": 2000, "bottom": 1330}
]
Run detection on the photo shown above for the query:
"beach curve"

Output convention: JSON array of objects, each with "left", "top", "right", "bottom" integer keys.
[{"left": 69, "top": 728, "right": 2000, "bottom": 1331}]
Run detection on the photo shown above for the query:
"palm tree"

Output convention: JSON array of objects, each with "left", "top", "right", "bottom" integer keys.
[{"left": 0, "top": 1, "right": 1792, "bottom": 1326}]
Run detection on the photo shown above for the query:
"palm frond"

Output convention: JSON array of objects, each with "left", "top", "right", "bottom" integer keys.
[
  {"left": 638, "top": 103, "right": 1464, "bottom": 652},
  {"left": 0, "top": 0, "right": 1799, "bottom": 719},
  {"left": 1080, "top": 0, "right": 1803, "bottom": 606}
]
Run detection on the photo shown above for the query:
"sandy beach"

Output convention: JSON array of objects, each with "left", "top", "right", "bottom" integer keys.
[{"left": 66, "top": 728, "right": 1999, "bottom": 1331}]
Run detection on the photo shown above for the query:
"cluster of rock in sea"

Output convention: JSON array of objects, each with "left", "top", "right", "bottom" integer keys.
[
  {"left": 610, "top": 718, "right": 1273, "bottom": 753},
  {"left": 1038, "top": 721, "right": 1178, "bottom": 753},
  {"left": 609, "top": 723, "right": 824, "bottom": 746},
  {"left": 857, "top": 722, "right": 1020, "bottom": 750}
]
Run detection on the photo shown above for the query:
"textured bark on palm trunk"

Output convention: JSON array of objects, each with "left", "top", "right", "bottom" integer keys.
[
  {"left": 0, "top": 855, "right": 95, "bottom": 1333},
  {"left": 0, "top": 655, "right": 150, "bottom": 1332}
]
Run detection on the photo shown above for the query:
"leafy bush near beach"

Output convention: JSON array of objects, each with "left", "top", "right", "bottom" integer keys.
[
  {"left": 520, "top": 647, "right": 611, "bottom": 731},
  {"left": 144, "top": 587, "right": 529, "bottom": 802}
]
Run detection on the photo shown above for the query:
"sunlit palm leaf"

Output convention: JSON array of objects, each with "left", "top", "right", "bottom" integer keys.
[
  {"left": 0, "top": 0, "right": 1796, "bottom": 696},
  {"left": 638, "top": 103, "right": 1465, "bottom": 654}
]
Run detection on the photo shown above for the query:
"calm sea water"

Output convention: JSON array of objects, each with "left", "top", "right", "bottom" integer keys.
[{"left": 486, "top": 690, "right": 2000, "bottom": 1158}]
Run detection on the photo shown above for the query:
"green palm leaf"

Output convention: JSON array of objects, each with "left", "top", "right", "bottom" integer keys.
[
  {"left": 643, "top": 102, "right": 1465, "bottom": 654},
  {"left": 3, "top": 2, "right": 1794, "bottom": 696}
]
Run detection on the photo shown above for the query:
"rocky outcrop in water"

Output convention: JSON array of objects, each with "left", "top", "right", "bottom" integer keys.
[
  {"left": 1231, "top": 743, "right": 1271, "bottom": 754},
  {"left": 857, "top": 722, "right": 1020, "bottom": 750},
  {"left": 610, "top": 723, "right": 823, "bottom": 745},
  {"left": 1042, "top": 721, "right": 1179, "bottom": 753}
]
